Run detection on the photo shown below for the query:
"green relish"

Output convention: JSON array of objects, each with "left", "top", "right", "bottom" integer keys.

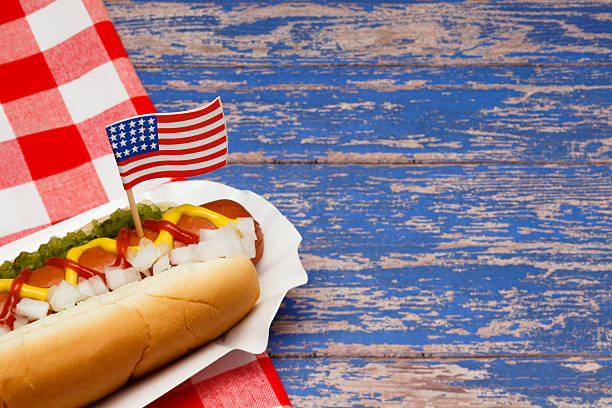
[{"left": 0, "top": 203, "right": 163, "bottom": 279}]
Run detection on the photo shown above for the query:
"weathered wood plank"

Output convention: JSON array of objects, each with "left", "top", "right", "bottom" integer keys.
[
  {"left": 105, "top": 0, "right": 612, "bottom": 66},
  {"left": 137, "top": 65, "right": 612, "bottom": 163},
  {"left": 105, "top": 1, "right": 612, "bottom": 401},
  {"left": 272, "top": 357, "right": 612, "bottom": 407},
  {"left": 195, "top": 164, "right": 612, "bottom": 356}
]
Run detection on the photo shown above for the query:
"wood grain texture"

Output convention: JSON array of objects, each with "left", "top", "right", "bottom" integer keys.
[
  {"left": 195, "top": 164, "right": 611, "bottom": 357},
  {"left": 137, "top": 65, "right": 612, "bottom": 163},
  {"left": 103, "top": 0, "right": 612, "bottom": 404},
  {"left": 106, "top": 0, "right": 612, "bottom": 66},
  {"left": 273, "top": 357, "right": 612, "bottom": 407}
]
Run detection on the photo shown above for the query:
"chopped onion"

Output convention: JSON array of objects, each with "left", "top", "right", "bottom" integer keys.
[
  {"left": 89, "top": 275, "right": 109, "bottom": 295},
  {"left": 125, "top": 247, "right": 137, "bottom": 265},
  {"left": 237, "top": 217, "right": 255, "bottom": 236},
  {"left": 16, "top": 298, "right": 49, "bottom": 321},
  {"left": 196, "top": 239, "right": 213, "bottom": 261},
  {"left": 199, "top": 224, "right": 239, "bottom": 241},
  {"left": 222, "top": 223, "right": 242, "bottom": 239},
  {"left": 139, "top": 237, "right": 154, "bottom": 247},
  {"left": 153, "top": 254, "right": 170, "bottom": 275},
  {"left": 129, "top": 242, "right": 161, "bottom": 272},
  {"left": 13, "top": 315, "right": 29, "bottom": 329},
  {"left": 225, "top": 226, "right": 243, "bottom": 255},
  {"left": 0, "top": 325, "right": 10, "bottom": 335},
  {"left": 223, "top": 220, "right": 239, "bottom": 235},
  {"left": 199, "top": 228, "right": 220, "bottom": 241},
  {"left": 158, "top": 241, "right": 172, "bottom": 256},
  {"left": 197, "top": 236, "right": 241, "bottom": 261},
  {"left": 170, "top": 245, "right": 199, "bottom": 265},
  {"left": 240, "top": 234, "right": 256, "bottom": 258},
  {"left": 47, "top": 280, "right": 81, "bottom": 312},
  {"left": 199, "top": 221, "right": 254, "bottom": 260},
  {"left": 77, "top": 275, "right": 108, "bottom": 300},
  {"left": 105, "top": 267, "right": 141, "bottom": 291},
  {"left": 77, "top": 279, "right": 96, "bottom": 300}
]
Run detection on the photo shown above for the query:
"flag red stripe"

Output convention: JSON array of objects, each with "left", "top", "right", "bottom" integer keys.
[
  {"left": 156, "top": 98, "right": 221, "bottom": 123},
  {"left": 122, "top": 161, "right": 227, "bottom": 190},
  {"left": 116, "top": 149, "right": 158, "bottom": 165},
  {"left": 119, "top": 147, "right": 227, "bottom": 178},
  {"left": 117, "top": 136, "right": 227, "bottom": 166},
  {"left": 158, "top": 124, "right": 226, "bottom": 145},
  {"left": 157, "top": 112, "right": 224, "bottom": 133},
  {"left": 112, "top": 98, "right": 227, "bottom": 190}
]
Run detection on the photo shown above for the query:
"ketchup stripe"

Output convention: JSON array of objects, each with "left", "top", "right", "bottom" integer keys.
[
  {"left": 112, "top": 228, "right": 131, "bottom": 268},
  {"left": 0, "top": 269, "right": 32, "bottom": 329},
  {"left": 143, "top": 219, "right": 199, "bottom": 245},
  {"left": 44, "top": 258, "right": 103, "bottom": 280}
]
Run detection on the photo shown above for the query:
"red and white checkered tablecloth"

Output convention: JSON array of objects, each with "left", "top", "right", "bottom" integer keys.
[
  {"left": 147, "top": 351, "right": 292, "bottom": 408},
  {"left": 0, "top": 0, "right": 292, "bottom": 406},
  {"left": 0, "top": 0, "right": 155, "bottom": 245}
]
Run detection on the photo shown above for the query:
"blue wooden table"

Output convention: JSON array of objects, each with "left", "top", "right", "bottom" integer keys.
[{"left": 105, "top": 1, "right": 611, "bottom": 406}]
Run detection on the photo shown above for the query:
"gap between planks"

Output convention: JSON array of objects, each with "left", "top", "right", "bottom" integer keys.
[
  {"left": 268, "top": 352, "right": 612, "bottom": 361},
  {"left": 134, "top": 62, "right": 612, "bottom": 70},
  {"left": 228, "top": 158, "right": 612, "bottom": 166}
]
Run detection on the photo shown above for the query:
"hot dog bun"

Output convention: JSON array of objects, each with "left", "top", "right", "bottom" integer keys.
[{"left": 0, "top": 254, "right": 259, "bottom": 408}]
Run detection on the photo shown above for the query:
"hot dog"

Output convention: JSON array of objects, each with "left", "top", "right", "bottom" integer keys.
[{"left": 0, "top": 200, "right": 262, "bottom": 408}]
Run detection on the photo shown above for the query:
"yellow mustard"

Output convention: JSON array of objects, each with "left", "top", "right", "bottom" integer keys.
[{"left": 1, "top": 204, "right": 237, "bottom": 303}]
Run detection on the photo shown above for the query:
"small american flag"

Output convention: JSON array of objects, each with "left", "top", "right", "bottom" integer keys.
[{"left": 105, "top": 98, "right": 228, "bottom": 190}]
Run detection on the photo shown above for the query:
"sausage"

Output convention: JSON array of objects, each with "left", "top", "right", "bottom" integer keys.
[{"left": 0, "top": 200, "right": 262, "bottom": 408}]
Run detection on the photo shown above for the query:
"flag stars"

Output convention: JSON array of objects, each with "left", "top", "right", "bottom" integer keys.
[
  {"left": 106, "top": 100, "right": 226, "bottom": 190},
  {"left": 108, "top": 114, "right": 160, "bottom": 164}
]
